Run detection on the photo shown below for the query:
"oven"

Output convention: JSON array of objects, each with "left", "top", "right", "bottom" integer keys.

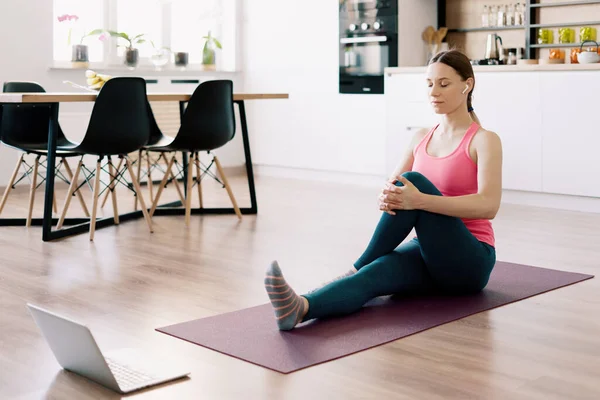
[{"left": 339, "top": 0, "right": 398, "bottom": 94}]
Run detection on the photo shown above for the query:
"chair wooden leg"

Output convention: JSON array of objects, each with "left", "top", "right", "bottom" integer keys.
[
  {"left": 100, "top": 157, "right": 123, "bottom": 208},
  {"left": 89, "top": 160, "right": 102, "bottom": 241},
  {"left": 61, "top": 158, "right": 90, "bottom": 217},
  {"left": 185, "top": 152, "right": 195, "bottom": 226},
  {"left": 57, "top": 160, "right": 83, "bottom": 229},
  {"left": 213, "top": 155, "right": 242, "bottom": 220},
  {"left": 134, "top": 150, "right": 142, "bottom": 211},
  {"left": 0, "top": 153, "right": 24, "bottom": 215},
  {"left": 195, "top": 153, "right": 204, "bottom": 208},
  {"left": 159, "top": 153, "right": 185, "bottom": 204},
  {"left": 125, "top": 157, "right": 153, "bottom": 233},
  {"left": 150, "top": 155, "right": 176, "bottom": 217},
  {"left": 53, "top": 187, "right": 58, "bottom": 213},
  {"left": 108, "top": 158, "right": 119, "bottom": 224},
  {"left": 146, "top": 151, "right": 154, "bottom": 203},
  {"left": 26, "top": 156, "right": 40, "bottom": 227}
]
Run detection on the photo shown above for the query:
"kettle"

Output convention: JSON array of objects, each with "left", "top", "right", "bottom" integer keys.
[
  {"left": 577, "top": 40, "right": 600, "bottom": 63},
  {"left": 485, "top": 33, "right": 503, "bottom": 60}
]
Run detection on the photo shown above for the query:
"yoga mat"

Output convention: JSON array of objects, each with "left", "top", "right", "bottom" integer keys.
[{"left": 156, "top": 261, "right": 593, "bottom": 374}]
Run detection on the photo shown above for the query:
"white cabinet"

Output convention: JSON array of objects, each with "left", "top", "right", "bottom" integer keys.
[
  {"left": 475, "top": 72, "right": 543, "bottom": 192},
  {"left": 385, "top": 73, "right": 438, "bottom": 174},
  {"left": 385, "top": 69, "right": 600, "bottom": 199},
  {"left": 539, "top": 72, "right": 600, "bottom": 197}
]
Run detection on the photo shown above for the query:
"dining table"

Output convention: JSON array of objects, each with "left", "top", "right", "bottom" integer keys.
[{"left": 0, "top": 92, "right": 289, "bottom": 241}]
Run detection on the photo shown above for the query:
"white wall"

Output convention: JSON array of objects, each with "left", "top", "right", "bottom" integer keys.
[{"left": 241, "top": 0, "right": 389, "bottom": 178}]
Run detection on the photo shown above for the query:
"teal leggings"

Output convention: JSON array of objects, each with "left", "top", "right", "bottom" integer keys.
[{"left": 302, "top": 171, "right": 496, "bottom": 322}]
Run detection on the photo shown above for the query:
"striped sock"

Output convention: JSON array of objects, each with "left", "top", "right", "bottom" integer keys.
[{"left": 264, "top": 260, "right": 305, "bottom": 331}]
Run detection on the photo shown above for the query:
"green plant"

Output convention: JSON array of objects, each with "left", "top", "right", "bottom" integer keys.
[
  {"left": 150, "top": 40, "right": 171, "bottom": 53},
  {"left": 108, "top": 31, "right": 146, "bottom": 49},
  {"left": 202, "top": 30, "right": 222, "bottom": 65}
]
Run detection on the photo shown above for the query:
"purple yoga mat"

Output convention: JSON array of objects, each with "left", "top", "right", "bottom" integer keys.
[{"left": 156, "top": 261, "right": 593, "bottom": 374}]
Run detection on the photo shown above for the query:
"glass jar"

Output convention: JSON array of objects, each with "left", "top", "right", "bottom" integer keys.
[
  {"left": 558, "top": 28, "right": 575, "bottom": 44},
  {"left": 482, "top": 5, "right": 489, "bottom": 27},
  {"left": 580, "top": 27, "right": 597, "bottom": 42},
  {"left": 507, "top": 50, "right": 517, "bottom": 65},
  {"left": 506, "top": 4, "right": 515, "bottom": 26},
  {"left": 515, "top": 3, "right": 523, "bottom": 25},
  {"left": 497, "top": 4, "right": 506, "bottom": 27},
  {"left": 489, "top": 5, "right": 497, "bottom": 27},
  {"left": 549, "top": 48, "right": 565, "bottom": 60},
  {"left": 538, "top": 29, "right": 554, "bottom": 44},
  {"left": 571, "top": 47, "right": 582, "bottom": 64}
]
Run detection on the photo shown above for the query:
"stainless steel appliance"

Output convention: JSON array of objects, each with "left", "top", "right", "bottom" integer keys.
[
  {"left": 339, "top": 0, "right": 398, "bottom": 94},
  {"left": 484, "top": 33, "right": 503, "bottom": 60}
]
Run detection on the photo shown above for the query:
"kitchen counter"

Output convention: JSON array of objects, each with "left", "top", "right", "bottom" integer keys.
[{"left": 385, "top": 62, "right": 600, "bottom": 74}]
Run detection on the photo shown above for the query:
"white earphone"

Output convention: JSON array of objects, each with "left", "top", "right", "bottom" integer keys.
[{"left": 462, "top": 84, "right": 469, "bottom": 94}]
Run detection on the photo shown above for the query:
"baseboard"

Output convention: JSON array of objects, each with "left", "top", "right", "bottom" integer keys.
[
  {"left": 254, "top": 164, "right": 386, "bottom": 188},
  {"left": 501, "top": 189, "right": 600, "bottom": 214}
]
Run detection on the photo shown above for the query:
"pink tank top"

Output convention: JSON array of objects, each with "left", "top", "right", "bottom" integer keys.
[{"left": 411, "top": 122, "right": 495, "bottom": 247}]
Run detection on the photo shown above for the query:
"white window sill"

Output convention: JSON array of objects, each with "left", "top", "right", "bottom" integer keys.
[{"left": 48, "top": 62, "right": 240, "bottom": 75}]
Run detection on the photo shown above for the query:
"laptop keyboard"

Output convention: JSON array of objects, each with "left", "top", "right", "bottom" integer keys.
[{"left": 105, "top": 357, "right": 157, "bottom": 388}]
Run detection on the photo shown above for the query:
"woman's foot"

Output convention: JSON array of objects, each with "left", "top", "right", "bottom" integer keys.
[
  {"left": 307, "top": 267, "right": 358, "bottom": 294},
  {"left": 264, "top": 260, "right": 308, "bottom": 331}
]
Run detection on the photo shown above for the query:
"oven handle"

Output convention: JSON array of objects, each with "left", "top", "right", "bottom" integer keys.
[{"left": 340, "top": 36, "right": 388, "bottom": 44}]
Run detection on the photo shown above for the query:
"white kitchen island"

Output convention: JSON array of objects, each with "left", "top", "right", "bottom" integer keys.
[{"left": 384, "top": 63, "right": 600, "bottom": 212}]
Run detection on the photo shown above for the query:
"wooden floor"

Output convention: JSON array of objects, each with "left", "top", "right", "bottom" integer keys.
[{"left": 1, "top": 169, "right": 599, "bottom": 400}]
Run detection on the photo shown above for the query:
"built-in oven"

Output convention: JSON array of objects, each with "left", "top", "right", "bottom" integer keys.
[{"left": 339, "top": 0, "right": 398, "bottom": 94}]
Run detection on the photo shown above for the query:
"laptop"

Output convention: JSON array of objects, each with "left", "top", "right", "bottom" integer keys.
[{"left": 27, "top": 303, "right": 190, "bottom": 394}]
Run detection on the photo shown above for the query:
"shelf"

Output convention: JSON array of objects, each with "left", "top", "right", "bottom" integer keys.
[
  {"left": 529, "top": 0, "right": 600, "bottom": 8},
  {"left": 448, "top": 26, "right": 525, "bottom": 33},
  {"left": 530, "top": 21, "right": 600, "bottom": 28},
  {"left": 530, "top": 42, "right": 599, "bottom": 48}
]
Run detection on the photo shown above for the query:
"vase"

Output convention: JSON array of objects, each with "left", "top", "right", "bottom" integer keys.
[
  {"left": 125, "top": 48, "right": 138, "bottom": 68},
  {"left": 151, "top": 49, "right": 170, "bottom": 70},
  {"left": 174, "top": 52, "right": 189, "bottom": 68},
  {"left": 71, "top": 44, "right": 89, "bottom": 68}
]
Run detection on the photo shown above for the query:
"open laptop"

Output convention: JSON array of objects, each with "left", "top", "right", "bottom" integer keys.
[{"left": 27, "top": 303, "right": 190, "bottom": 394}]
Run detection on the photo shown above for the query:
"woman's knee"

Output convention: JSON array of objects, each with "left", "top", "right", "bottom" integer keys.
[{"left": 396, "top": 171, "right": 441, "bottom": 195}]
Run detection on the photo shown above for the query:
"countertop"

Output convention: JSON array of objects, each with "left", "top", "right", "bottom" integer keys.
[{"left": 385, "top": 62, "right": 600, "bottom": 74}]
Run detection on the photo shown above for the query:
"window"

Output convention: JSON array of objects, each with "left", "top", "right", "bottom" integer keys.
[
  {"left": 115, "top": 0, "right": 163, "bottom": 58},
  {"left": 170, "top": 0, "right": 223, "bottom": 64},
  {"left": 52, "top": 0, "right": 238, "bottom": 70},
  {"left": 53, "top": 0, "right": 105, "bottom": 62}
]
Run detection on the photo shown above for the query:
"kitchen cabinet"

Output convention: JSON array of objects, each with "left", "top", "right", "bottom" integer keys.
[
  {"left": 539, "top": 72, "right": 600, "bottom": 197},
  {"left": 385, "top": 73, "right": 438, "bottom": 174},
  {"left": 474, "top": 72, "right": 543, "bottom": 192},
  {"left": 386, "top": 67, "right": 600, "bottom": 201}
]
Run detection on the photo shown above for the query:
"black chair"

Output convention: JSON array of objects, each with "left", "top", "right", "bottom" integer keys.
[
  {"left": 145, "top": 79, "right": 242, "bottom": 225},
  {"left": 99, "top": 101, "right": 185, "bottom": 210},
  {"left": 56, "top": 77, "right": 154, "bottom": 240},
  {"left": 0, "top": 81, "right": 90, "bottom": 226}
]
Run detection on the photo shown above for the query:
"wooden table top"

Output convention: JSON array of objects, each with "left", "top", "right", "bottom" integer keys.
[{"left": 0, "top": 92, "right": 289, "bottom": 103}]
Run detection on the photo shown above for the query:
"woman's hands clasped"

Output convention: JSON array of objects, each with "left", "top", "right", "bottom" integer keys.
[{"left": 378, "top": 175, "right": 423, "bottom": 215}]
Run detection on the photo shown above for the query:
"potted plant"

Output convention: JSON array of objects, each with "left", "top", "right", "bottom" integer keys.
[
  {"left": 57, "top": 14, "right": 104, "bottom": 66},
  {"left": 150, "top": 41, "right": 171, "bottom": 70},
  {"left": 202, "top": 30, "right": 222, "bottom": 70},
  {"left": 108, "top": 31, "right": 146, "bottom": 68}
]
